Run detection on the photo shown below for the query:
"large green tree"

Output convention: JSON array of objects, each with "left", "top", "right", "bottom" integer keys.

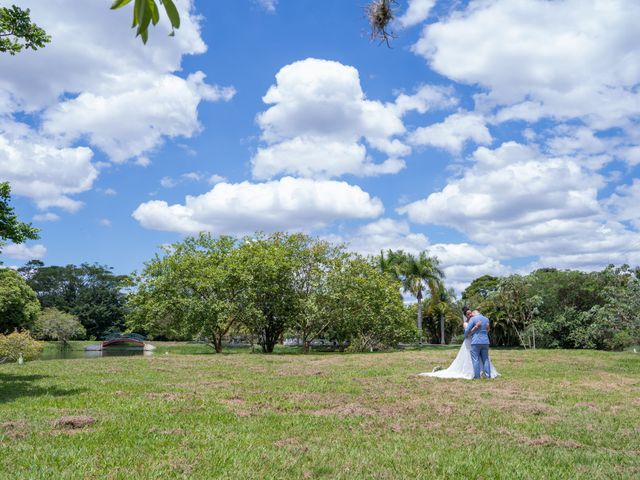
[
  {"left": 0, "top": 182, "right": 39, "bottom": 254},
  {"left": 0, "top": 4, "right": 50, "bottom": 55},
  {"left": 20, "top": 262, "right": 129, "bottom": 339},
  {"left": 284, "top": 237, "right": 347, "bottom": 353},
  {"left": 324, "top": 256, "right": 416, "bottom": 351},
  {"left": 127, "top": 233, "right": 251, "bottom": 352},
  {"left": 0, "top": 268, "right": 40, "bottom": 333},
  {"left": 386, "top": 250, "right": 444, "bottom": 337},
  {"left": 234, "top": 232, "right": 311, "bottom": 353}
]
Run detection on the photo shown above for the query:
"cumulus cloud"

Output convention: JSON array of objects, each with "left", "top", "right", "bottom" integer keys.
[
  {"left": 398, "top": 142, "right": 618, "bottom": 260},
  {"left": 2, "top": 0, "right": 233, "bottom": 164},
  {"left": 414, "top": 0, "right": 640, "bottom": 130},
  {"left": 2, "top": 243, "right": 47, "bottom": 260},
  {"left": 43, "top": 73, "right": 235, "bottom": 163},
  {"left": 252, "top": 58, "right": 418, "bottom": 179},
  {"left": 133, "top": 176, "right": 384, "bottom": 235},
  {"left": 0, "top": 120, "right": 97, "bottom": 211},
  {"left": 397, "top": 0, "right": 437, "bottom": 29},
  {"left": 325, "top": 218, "right": 510, "bottom": 292},
  {"left": 409, "top": 112, "right": 492, "bottom": 154}
]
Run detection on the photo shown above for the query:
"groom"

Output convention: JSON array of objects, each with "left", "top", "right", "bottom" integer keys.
[{"left": 464, "top": 309, "right": 492, "bottom": 379}]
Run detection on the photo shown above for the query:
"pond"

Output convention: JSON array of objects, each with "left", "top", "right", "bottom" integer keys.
[{"left": 39, "top": 346, "right": 154, "bottom": 361}]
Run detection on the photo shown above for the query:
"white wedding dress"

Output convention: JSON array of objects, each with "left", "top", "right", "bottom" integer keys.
[{"left": 419, "top": 337, "right": 499, "bottom": 379}]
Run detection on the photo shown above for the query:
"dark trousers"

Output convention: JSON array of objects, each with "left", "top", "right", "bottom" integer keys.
[{"left": 470, "top": 344, "right": 490, "bottom": 379}]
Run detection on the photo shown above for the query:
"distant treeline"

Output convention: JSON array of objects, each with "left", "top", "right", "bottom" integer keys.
[{"left": 1, "top": 233, "right": 639, "bottom": 351}]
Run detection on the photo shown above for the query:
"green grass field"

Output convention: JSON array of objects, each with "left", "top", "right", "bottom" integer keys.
[{"left": 1, "top": 348, "right": 638, "bottom": 479}]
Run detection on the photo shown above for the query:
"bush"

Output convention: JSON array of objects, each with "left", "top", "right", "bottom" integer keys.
[
  {"left": 33, "top": 308, "right": 86, "bottom": 342},
  {"left": 0, "top": 330, "right": 43, "bottom": 362}
]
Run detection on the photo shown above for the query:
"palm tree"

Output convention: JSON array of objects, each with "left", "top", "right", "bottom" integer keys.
[
  {"left": 396, "top": 252, "right": 444, "bottom": 338},
  {"left": 425, "top": 285, "right": 458, "bottom": 344}
]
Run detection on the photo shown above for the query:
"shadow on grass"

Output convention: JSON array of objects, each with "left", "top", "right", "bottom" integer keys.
[{"left": 0, "top": 373, "right": 86, "bottom": 404}]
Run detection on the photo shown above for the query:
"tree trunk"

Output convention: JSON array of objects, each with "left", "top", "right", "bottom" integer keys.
[
  {"left": 213, "top": 336, "right": 223, "bottom": 353},
  {"left": 440, "top": 313, "right": 445, "bottom": 344},
  {"left": 416, "top": 299, "right": 422, "bottom": 340},
  {"left": 303, "top": 340, "right": 310, "bottom": 353}
]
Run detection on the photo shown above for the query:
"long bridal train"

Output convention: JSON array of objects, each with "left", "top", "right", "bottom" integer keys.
[{"left": 419, "top": 338, "right": 499, "bottom": 379}]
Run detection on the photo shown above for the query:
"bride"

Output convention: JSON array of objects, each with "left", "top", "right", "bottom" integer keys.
[{"left": 419, "top": 309, "right": 499, "bottom": 379}]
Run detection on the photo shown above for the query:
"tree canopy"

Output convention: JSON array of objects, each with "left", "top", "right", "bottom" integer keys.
[
  {"left": 0, "top": 268, "right": 40, "bottom": 333},
  {"left": 0, "top": 182, "right": 39, "bottom": 253},
  {"left": 0, "top": 4, "right": 50, "bottom": 55}
]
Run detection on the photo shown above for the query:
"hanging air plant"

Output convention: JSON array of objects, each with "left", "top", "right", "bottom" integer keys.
[{"left": 366, "top": 0, "right": 398, "bottom": 47}]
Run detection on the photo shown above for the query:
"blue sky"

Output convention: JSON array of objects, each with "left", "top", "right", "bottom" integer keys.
[{"left": 1, "top": 0, "right": 640, "bottom": 291}]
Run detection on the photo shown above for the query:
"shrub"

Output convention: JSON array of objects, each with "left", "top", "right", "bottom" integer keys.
[{"left": 0, "top": 330, "right": 43, "bottom": 362}]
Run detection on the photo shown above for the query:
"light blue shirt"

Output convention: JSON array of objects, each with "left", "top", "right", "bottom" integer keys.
[{"left": 465, "top": 314, "right": 490, "bottom": 345}]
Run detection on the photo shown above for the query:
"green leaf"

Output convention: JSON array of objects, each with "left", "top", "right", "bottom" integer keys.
[
  {"left": 132, "top": 0, "right": 142, "bottom": 27},
  {"left": 110, "top": 0, "right": 133, "bottom": 10},
  {"left": 161, "top": 0, "right": 180, "bottom": 29},
  {"left": 136, "top": 0, "right": 152, "bottom": 38},
  {"left": 148, "top": 0, "right": 159, "bottom": 26}
]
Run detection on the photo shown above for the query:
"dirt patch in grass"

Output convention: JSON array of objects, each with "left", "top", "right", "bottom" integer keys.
[
  {"left": 273, "top": 436, "right": 309, "bottom": 453},
  {"left": 496, "top": 427, "right": 582, "bottom": 449},
  {"left": 150, "top": 427, "right": 186, "bottom": 436},
  {"left": 220, "top": 396, "right": 252, "bottom": 417},
  {"left": 145, "top": 392, "right": 185, "bottom": 401},
  {"left": 0, "top": 420, "right": 29, "bottom": 439},
  {"left": 53, "top": 415, "right": 96, "bottom": 430},
  {"left": 310, "top": 403, "right": 375, "bottom": 417}
]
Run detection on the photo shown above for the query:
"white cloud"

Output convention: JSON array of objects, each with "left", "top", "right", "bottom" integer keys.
[
  {"left": 397, "top": 0, "right": 437, "bottom": 29},
  {"left": 208, "top": 174, "right": 227, "bottom": 185},
  {"left": 390, "top": 84, "right": 458, "bottom": 117},
  {"left": 0, "top": 121, "right": 97, "bottom": 211},
  {"left": 161, "top": 171, "right": 219, "bottom": 188},
  {"left": 2, "top": 1, "right": 233, "bottom": 164},
  {"left": 2, "top": 243, "right": 47, "bottom": 260},
  {"left": 133, "top": 176, "right": 384, "bottom": 235},
  {"left": 328, "top": 218, "right": 430, "bottom": 257},
  {"left": 43, "top": 72, "right": 235, "bottom": 163},
  {"left": 255, "top": 0, "right": 277, "bottom": 13},
  {"left": 607, "top": 180, "right": 640, "bottom": 230},
  {"left": 409, "top": 112, "right": 492, "bottom": 154},
  {"left": 33, "top": 213, "right": 60, "bottom": 222},
  {"left": 252, "top": 58, "right": 411, "bottom": 179},
  {"left": 325, "top": 218, "right": 510, "bottom": 292},
  {"left": 99, "top": 218, "right": 112, "bottom": 227},
  {"left": 414, "top": 0, "right": 640, "bottom": 130}
]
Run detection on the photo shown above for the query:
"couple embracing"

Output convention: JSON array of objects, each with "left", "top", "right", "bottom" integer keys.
[{"left": 420, "top": 307, "right": 499, "bottom": 380}]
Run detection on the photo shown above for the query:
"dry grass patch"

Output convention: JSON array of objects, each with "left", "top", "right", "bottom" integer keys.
[{"left": 53, "top": 415, "right": 96, "bottom": 430}]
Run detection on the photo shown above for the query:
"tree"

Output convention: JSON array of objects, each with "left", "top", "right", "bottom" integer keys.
[
  {"left": 32, "top": 308, "right": 86, "bottom": 343},
  {"left": 0, "top": 182, "right": 39, "bottom": 253},
  {"left": 284, "top": 237, "right": 347, "bottom": 353},
  {"left": 0, "top": 4, "right": 50, "bottom": 55},
  {"left": 127, "top": 233, "right": 251, "bottom": 352},
  {"left": 492, "top": 275, "right": 542, "bottom": 348},
  {"left": 324, "top": 256, "right": 416, "bottom": 351},
  {"left": 20, "top": 262, "right": 129, "bottom": 339},
  {"left": 392, "top": 251, "right": 444, "bottom": 337},
  {"left": 0, "top": 268, "right": 40, "bottom": 333},
  {"left": 234, "top": 233, "right": 310, "bottom": 353},
  {"left": 110, "top": 0, "right": 180, "bottom": 44},
  {"left": 424, "top": 285, "right": 459, "bottom": 344}
]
